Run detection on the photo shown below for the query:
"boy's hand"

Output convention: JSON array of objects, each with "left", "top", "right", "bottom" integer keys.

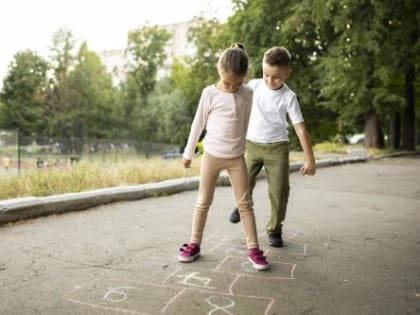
[
  {"left": 182, "top": 158, "right": 192, "bottom": 168},
  {"left": 300, "top": 161, "right": 316, "bottom": 176}
]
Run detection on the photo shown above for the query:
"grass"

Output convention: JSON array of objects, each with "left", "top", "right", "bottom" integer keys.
[
  {"left": 0, "top": 143, "right": 415, "bottom": 201},
  {"left": 312, "top": 141, "right": 348, "bottom": 154},
  {"left": 0, "top": 157, "right": 201, "bottom": 200},
  {"left": 366, "top": 147, "right": 394, "bottom": 156}
]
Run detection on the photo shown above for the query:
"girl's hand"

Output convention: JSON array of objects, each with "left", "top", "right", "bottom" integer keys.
[{"left": 182, "top": 158, "right": 192, "bottom": 168}]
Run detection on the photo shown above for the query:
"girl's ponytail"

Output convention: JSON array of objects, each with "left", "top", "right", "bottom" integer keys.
[
  {"left": 230, "top": 42, "right": 245, "bottom": 51},
  {"left": 218, "top": 43, "right": 249, "bottom": 76}
]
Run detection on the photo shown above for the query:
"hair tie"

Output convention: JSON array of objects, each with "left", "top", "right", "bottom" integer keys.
[{"left": 231, "top": 42, "right": 244, "bottom": 50}]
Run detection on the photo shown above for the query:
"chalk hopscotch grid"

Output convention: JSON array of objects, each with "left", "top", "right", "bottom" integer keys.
[
  {"left": 63, "top": 230, "right": 309, "bottom": 314},
  {"left": 64, "top": 277, "right": 275, "bottom": 315}
]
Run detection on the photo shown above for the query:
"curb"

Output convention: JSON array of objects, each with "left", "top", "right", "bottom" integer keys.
[{"left": 0, "top": 152, "right": 417, "bottom": 225}]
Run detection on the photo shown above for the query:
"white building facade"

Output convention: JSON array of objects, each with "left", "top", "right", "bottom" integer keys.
[{"left": 97, "top": 20, "right": 196, "bottom": 85}]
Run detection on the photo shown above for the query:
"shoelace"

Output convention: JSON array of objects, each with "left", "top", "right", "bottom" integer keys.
[
  {"left": 180, "top": 243, "right": 198, "bottom": 254},
  {"left": 251, "top": 249, "right": 267, "bottom": 263}
]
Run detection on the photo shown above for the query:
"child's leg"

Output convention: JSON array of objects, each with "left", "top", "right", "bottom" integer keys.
[
  {"left": 228, "top": 155, "right": 270, "bottom": 270},
  {"left": 227, "top": 155, "right": 259, "bottom": 249},
  {"left": 190, "top": 152, "right": 222, "bottom": 244},
  {"left": 245, "top": 141, "right": 264, "bottom": 198},
  {"left": 229, "top": 141, "right": 264, "bottom": 224},
  {"left": 263, "top": 142, "right": 290, "bottom": 235}
]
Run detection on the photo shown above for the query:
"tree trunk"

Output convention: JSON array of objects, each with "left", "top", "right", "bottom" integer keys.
[
  {"left": 364, "top": 114, "right": 385, "bottom": 148},
  {"left": 390, "top": 112, "right": 401, "bottom": 149},
  {"left": 402, "top": 65, "right": 415, "bottom": 150}
]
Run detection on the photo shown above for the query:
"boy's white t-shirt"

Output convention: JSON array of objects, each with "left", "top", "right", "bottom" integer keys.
[
  {"left": 183, "top": 84, "right": 253, "bottom": 160},
  {"left": 246, "top": 79, "right": 304, "bottom": 143}
]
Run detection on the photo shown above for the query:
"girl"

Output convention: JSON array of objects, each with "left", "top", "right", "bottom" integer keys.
[{"left": 178, "top": 43, "right": 269, "bottom": 271}]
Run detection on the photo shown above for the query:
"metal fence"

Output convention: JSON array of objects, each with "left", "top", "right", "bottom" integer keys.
[{"left": 0, "top": 130, "right": 180, "bottom": 175}]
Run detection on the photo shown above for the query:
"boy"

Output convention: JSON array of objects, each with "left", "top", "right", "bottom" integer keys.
[{"left": 229, "top": 47, "right": 316, "bottom": 247}]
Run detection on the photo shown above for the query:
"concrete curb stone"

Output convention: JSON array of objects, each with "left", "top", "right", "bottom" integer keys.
[{"left": 0, "top": 152, "right": 417, "bottom": 225}]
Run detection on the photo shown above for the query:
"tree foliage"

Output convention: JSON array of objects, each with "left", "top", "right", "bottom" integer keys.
[
  {"left": 224, "top": 0, "right": 338, "bottom": 147},
  {"left": 49, "top": 42, "right": 118, "bottom": 143},
  {"left": 44, "top": 29, "right": 120, "bottom": 153},
  {"left": 171, "top": 18, "right": 225, "bottom": 119},
  {"left": 121, "top": 25, "right": 171, "bottom": 141},
  {"left": 146, "top": 78, "right": 190, "bottom": 146},
  {"left": 377, "top": 0, "right": 419, "bottom": 149},
  {"left": 49, "top": 28, "right": 76, "bottom": 83},
  {"left": 0, "top": 2, "right": 416, "bottom": 151},
  {"left": 0, "top": 50, "right": 49, "bottom": 135},
  {"left": 223, "top": 0, "right": 417, "bottom": 149}
]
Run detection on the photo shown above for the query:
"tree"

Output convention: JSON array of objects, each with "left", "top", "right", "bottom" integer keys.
[
  {"left": 169, "top": 18, "right": 226, "bottom": 149},
  {"left": 121, "top": 25, "right": 171, "bottom": 140},
  {"left": 224, "top": 0, "right": 338, "bottom": 146},
  {"left": 173, "top": 18, "right": 224, "bottom": 111},
  {"left": 46, "top": 28, "right": 77, "bottom": 141},
  {"left": 376, "top": 1, "right": 418, "bottom": 150},
  {"left": 311, "top": 0, "right": 390, "bottom": 148},
  {"left": 312, "top": 0, "right": 418, "bottom": 149},
  {"left": 48, "top": 42, "right": 118, "bottom": 152},
  {"left": 49, "top": 28, "right": 75, "bottom": 83},
  {"left": 0, "top": 100, "right": 7, "bottom": 127},
  {"left": 126, "top": 25, "right": 171, "bottom": 99},
  {"left": 147, "top": 77, "right": 191, "bottom": 146},
  {"left": 0, "top": 50, "right": 49, "bottom": 135}
]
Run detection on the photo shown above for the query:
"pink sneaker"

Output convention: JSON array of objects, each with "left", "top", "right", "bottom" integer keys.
[
  {"left": 248, "top": 248, "right": 270, "bottom": 270},
  {"left": 178, "top": 243, "right": 200, "bottom": 262}
]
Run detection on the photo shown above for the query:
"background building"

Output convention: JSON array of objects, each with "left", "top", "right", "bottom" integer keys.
[
  {"left": 96, "top": 49, "right": 127, "bottom": 86},
  {"left": 97, "top": 20, "right": 196, "bottom": 85}
]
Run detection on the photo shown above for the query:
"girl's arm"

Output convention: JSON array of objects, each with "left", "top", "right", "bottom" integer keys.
[{"left": 182, "top": 90, "right": 209, "bottom": 168}]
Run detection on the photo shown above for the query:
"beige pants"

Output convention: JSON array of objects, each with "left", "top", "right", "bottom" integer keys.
[{"left": 190, "top": 152, "right": 259, "bottom": 249}]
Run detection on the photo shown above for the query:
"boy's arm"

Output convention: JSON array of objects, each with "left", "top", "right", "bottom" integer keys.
[{"left": 293, "top": 122, "right": 316, "bottom": 176}]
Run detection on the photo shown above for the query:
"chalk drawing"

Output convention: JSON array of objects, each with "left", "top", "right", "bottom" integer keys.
[
  {"left": 64, "top": 278, "right": 182, "bottom": 315},
  {"left": 291, "top": 264, "right": 297, "bottom": 279},
  {"left": 167, "top": 290, "right": 273, "bottom": 315},
  {"left": 213, "top": 256, "right": 230, "bottom": 270},
  {"left": 301, "top": 243, "right": 309, "bottom": 256},
  {"left": 160, "top": 288, "right": 187, "bottom": 313},
  {"left": 215, "top": 255, "right": 297, "bottom": 279},
  {"left": 205, "top": 231, "right": 220, "bottom": 242},
  {"left": 287, "top": 232, "right": 300, "bottom": 240},
  {"left": 206, "top": 295, "right": 235, "bottom": 315},
  {"left": 162, "top": 266, "right": 182, "bottom": 286},
  {"left": 63, "top": 228, "right": 310, "bottom": 314},
  {"left": 103, "top": 286, "right": 138, "bottom": 303},
  {"left": 240, "top": 261, "right": 258, "bottom": 273},
  {"left": 164, "top": 267, "right": 238, "bottom": 294},
  {"left": 176, "top": 271, "right": 216, "bottom": 289},
  {"left": 208, "top": 243, "right": 222, "bottom": 253}
]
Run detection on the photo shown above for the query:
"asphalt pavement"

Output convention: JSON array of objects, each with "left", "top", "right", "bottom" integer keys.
[{"left": 0, "top": 155, "right": 419, "bottom": 315}]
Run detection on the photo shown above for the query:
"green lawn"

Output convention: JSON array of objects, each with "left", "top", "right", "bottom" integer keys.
[{"left": 0, "top": 143, "right": 404, "bottom": 201}]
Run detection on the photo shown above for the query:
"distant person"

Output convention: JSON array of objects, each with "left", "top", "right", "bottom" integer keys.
[
  {"left": 229, "top": 47, "right": 316, "bottom": 248},
  {"left": 2, "top": 156, "right": 11, "bottom": 170},
  {"left": 36, "top": 158, "right": 45, "bottom": 169},
  {"left": 179, "top": 43, "right": 269, "bottom": 271}
]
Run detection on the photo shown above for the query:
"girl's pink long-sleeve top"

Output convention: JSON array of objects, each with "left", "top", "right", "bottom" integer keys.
[{"left": 183, "top": 84, "right": 253, "bottom": 160}]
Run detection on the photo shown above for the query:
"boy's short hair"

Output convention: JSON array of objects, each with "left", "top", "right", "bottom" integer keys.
[{"left": 263, "top": 47, "right": 291, "bottom": 66}]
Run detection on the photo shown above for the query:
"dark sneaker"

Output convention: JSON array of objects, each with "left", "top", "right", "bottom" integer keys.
[
  {"left": 248, "top": 248, "right": 270, "bottom": 270},
  {"left": 268, "top": 233, "right": 284, "bottom": 247},
  {"left": 178, "top": 243, "right": 200, "bottom": 262},
  {"left": 229, "top": 207, "right": 241, "bottom": 223}
]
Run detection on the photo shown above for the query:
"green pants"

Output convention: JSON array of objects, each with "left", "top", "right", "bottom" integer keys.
[{"left": 245, "top": 140, "right": 290, "bottom": 235}]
